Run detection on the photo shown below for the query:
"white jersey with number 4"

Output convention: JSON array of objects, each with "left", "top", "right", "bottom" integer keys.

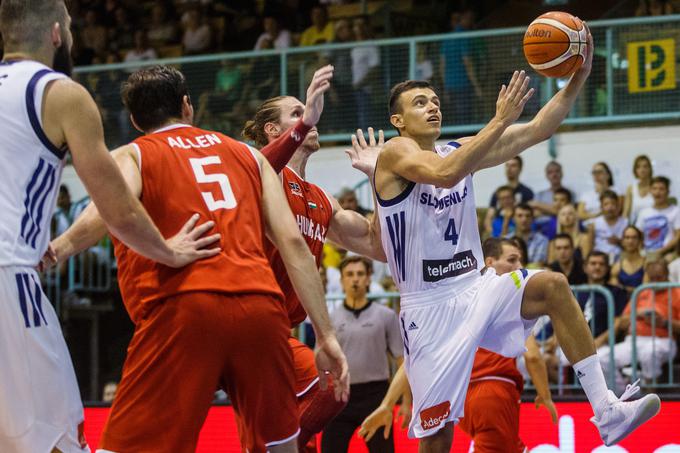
[
  {"left": 0, "top": 60, "right": 68, "bottom": 266},
  {"left": 375, "top": 141, "right": 483, "bottom": 297}
]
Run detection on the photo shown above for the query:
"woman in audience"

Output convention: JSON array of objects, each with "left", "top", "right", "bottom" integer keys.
[
  {"left": 623, "top": 155, "right": 654, "bottom": 225},
  {"left": 609, "top": 226, "right": 645, "bottom": 294},
  {"left": 548, "top": 203, "right": 591, "bottom": 263},
  {"left": 577, "top": 162, "right": 619, "bottom": 221}
]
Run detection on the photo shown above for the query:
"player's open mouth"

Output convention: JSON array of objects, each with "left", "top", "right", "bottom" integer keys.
[{"left": 427, "top": 116, "right": 440, "bottom": 123}]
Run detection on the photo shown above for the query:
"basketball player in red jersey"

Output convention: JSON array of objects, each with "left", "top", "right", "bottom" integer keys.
[
  {"left": 241, "top": 67, "right": 386, "bottom": 451},
  {"left": 358, "top": 238, "right": 557, "bottom": 452},
  {"left": 48, "top": 65, "right": 349, "bottom": 453}
]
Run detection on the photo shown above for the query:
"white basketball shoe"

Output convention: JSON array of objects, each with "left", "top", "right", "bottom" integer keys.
[{"left": 590, "top": 380, "right": 661, "bottom": 446}]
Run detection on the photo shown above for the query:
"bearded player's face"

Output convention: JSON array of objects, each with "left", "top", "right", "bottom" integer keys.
[{"left": 276, "top": 97, "right": 320, "bottom": 151}]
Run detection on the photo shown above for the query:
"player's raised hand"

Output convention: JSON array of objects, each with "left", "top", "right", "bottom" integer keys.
[
  {"left": 359, "top": 404, "right": 393, "bottom": 441},
  {"left": 535, "top": 394, "right": 559, "bottom": 424},
  {"left": 572, "top": 21, "right": 593, "bottom": 82},
  {"left": 165, "top": 213, "right": 221, "bottom": 268},
  {"left": 495, "top": 70, "right": 534, "bottom": 126},
  {"left": 315, "top": 334, "right": 350, "bottom": 402},
  {"left": 302, "top": 64, "right": 334, "bottom": 127},
  {"left": 346, "top": 127, "right": 384, "bottom": 177}
]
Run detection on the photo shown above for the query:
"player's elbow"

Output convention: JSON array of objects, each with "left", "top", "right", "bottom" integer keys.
[{"left": 524, "top": 348, "right": 543, "bottom": 365}]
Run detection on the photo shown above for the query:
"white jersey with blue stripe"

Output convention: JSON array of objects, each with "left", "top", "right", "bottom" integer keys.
[
  {"left": 0, "top": 60, "right": 68, "bottom": 266},
  {"left": 375, "top": 141, "right": 484, "bottom": 297}
]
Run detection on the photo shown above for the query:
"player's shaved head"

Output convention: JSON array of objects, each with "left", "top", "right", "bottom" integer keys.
[
  {"left": 0, "top": 0, "right": 68, "bottom": 51},
  {"left": 388, "top": 80, "right": 435, "bottom": 116}
]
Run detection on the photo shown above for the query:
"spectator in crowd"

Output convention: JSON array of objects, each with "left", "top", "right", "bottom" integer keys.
[
  {"left": 549, "top": 233, "right": 587, "bottom": 285},
  {"left": 337, "top": 187, "right": 370, "bottom": 216},
  {"left": 254, "top": 15, "right": 291, "bottom": 50},
  {"left": 508, "top": 203, "right": 548, "bottom": 267},
  {"left": 578, "top": 161, "right": 620, "bottom": 221},
  {"left": 635, "top": 0, "right": 674, "bottom": 16},
  {"left": 486, "top": 185, "right": 516, "bottom": 238},
  {"left": 82, "top": 9, "right": 108, "bottom": 56},
  {"left": 610, "top": 226, "right": 646, "bottom": 295},
  {"left": 102, "top": 381, "right": 118, "bottom": 403},
  {"left": 597, "top": 260, "right": 680, "bottom": 389},
  {"left": 543, "top": 251, "right": 628, "bottom": 382},
  {"left": 623, "top": 155, "right": 654, "bottom": 225},
  {"left": 123, "top": 30, "right": 158, "bottom": 70},
  {"left": 148, "top": 2, "right": 178, "bottom": 47},
  {"left": 52, "top": 184, "right": 72, "bottom": 238},
  {"left": 327, "top": 19, "right": 354, "bottom": 131},
  {"left": 537, "top": 187, "right": 573, "bottom": 240},
  {"left": 323, "top": 256, "right": 402, "bottom": 453},
  {"left": 109, "top": 7, "right": 135, "bottom": 51},
  {"left": 531, "top": 161, "right": 573, "bottom": 226},
  {"left": 484, "top": 156, "right": 533, "bottom": 234},
  {"left": 351, "top": 17, "right": 380, "bottom": 128},
  {"left": 635, "top": 176, "right": 680, "bottom": 260},
  {"left": 439, "top": 9, "right": 482, "bottom": 124},
  {"left": 589, "top": 190, "right": 627, "bottom": 263},
  {"left": 549, "top": 203, "right": 591, "bottom": 263},
  {"left": 300, "top": 5, "right": 334, "bottom": 46},
  {"left": 182, "top": 8, "right": 212, "bottom": 55}
]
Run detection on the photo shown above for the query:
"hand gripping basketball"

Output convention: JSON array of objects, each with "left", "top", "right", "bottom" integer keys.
[{"left": 494, "top": 70, "right": 534, "bottom": 126}]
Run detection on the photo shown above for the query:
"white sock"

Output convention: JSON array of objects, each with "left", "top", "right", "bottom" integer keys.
[{"left": 573, "top": 354, "right": 610, "bottom": 418}]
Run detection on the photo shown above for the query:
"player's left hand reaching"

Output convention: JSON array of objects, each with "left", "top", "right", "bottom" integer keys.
[
  {"left": 315, "top": 334, "right": 350, "bottom": 402},
  {"left": 535, "top": 394, "right": 559, "bottom": 424},
  {"left": 346, "top": 127, "right": 384, "bottom": 177},
  {"left": 165, "top": 213, "right": 222, "bottom": 268}
]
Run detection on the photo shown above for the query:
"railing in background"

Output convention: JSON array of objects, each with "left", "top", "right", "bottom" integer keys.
[
  {"left": 629, "top": 282, "right": 680, "bottom": 389},
  {"left": 73, "top": 15, "right": 680, "bottom": 149}
]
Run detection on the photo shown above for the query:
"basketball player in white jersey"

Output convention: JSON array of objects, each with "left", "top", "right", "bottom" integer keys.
[
  {"left": 0, "top": 2, "right": 219, "bottom": 452},
  {"left": 370, "top": 28, "right": 660, "bottom": 451}
]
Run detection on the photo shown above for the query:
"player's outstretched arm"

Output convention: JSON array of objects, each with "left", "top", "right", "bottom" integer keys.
[
  {"left": 258, "top": 150, "right": 349, "bottom": 402},
  {"left": 474, "top": 25, "right": 593, "bottom": 172},
  {"left": 358, "top": 363, "right": 411, "bottom": 441},
  {"left": 381, "top": 71, "right": 533, "bottom": 188},
  {"left": 329, "top": 128, "right": 386, "bottom": 262},
  {"left": 259, "top": 65, "right": 333, "bottom": 173},
  {"left": 47, "top": 80, "right": 220, "bottom": 268},
  {"left": 47, "top": 146, "right": 220, "bottom": 269},
  {"left": 524, "top": 335, "right": 558, "bottom": 424}
]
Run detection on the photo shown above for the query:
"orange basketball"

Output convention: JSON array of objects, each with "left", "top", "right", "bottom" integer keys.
[{"left": 523, "top": 11, "right": 587, "bottom": 78}]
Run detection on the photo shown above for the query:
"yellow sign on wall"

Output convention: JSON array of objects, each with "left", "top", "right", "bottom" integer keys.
[{"left": 627, "top": 39, "right": 676, "bottom": 93}]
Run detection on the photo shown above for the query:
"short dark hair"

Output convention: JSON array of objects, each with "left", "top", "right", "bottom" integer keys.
[
  {"left": 554, "top": 187, "right": 572, "bottom": 203},
  {"left": 510, "top": 156, "right": 523, "bottom": 170},
  {"left": 121, "top": 65, "right": 189, "bottom": 132},
  {"left": 553, "top": 233, "right": 574, "bottom": 247},
  {"left": 339, "top": 255, "right": 372, "bottom": 275},
  {"left": 496, "top": 185, "right": 514, "bottom": 197},
  {"left": 388, "top": 80, "right": 435, "bottom": 116},
  {"left": 482, "top": 237, "right": 518, "bottom": 260},
  {"left": 59, "top": 184, "right": 70, "bottom": 196},
  {"left": 515, "top": 203, "right": 533, "bottom": 216},
  {"left": 599, "top": 189, "right": 618, "bottom": 203},
  {"left": 651, "top": 176, "right": 670, "bottom": 190},
  {"left": 508, "top": 236, "right": 528, "bottom": 266},
  {"left": 586, "top": 250, "right": 609, "bottom": 266},
  {"left": 0, "top": 0, "right": 68, "bottom": 51}
]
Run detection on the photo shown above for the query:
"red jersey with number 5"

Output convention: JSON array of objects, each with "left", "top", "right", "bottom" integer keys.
[
  {"left": 112, "top": 124, "right": 282, "bottom": 324},
  {"left": 264, "top": 166, "right": 333, "bottom": 328}
]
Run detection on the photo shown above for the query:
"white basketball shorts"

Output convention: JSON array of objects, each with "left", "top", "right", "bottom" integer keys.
[
  {"left": 0, "top": 266, "right": 89, "bottom": 452},
  {"left": 398, "top": 268, "right": 542, "bottom": 439}
]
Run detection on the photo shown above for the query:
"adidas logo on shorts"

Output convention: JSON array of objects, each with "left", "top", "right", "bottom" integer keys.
[{"left": 408, "top": 321, "right": 418, "bottom": 331}]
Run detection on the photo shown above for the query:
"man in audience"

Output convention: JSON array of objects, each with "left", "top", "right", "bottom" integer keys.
[
  {"left": 635, "top": 176, "right": 680, "bottom": 260},
  {"left": 485, "top": 185, "right": 516, "bottom": 238},
  {"left": 300, "top": 5, "right": 334, "bottom": 46},
  {"left": 531, "top": 161, "right": 573, "bottom": 230},
  {"left": 538, "top": 187, "right": 573, "bottom": 239},
  {"left": 509, "top": 203, "right": 549, "bottom": 267},
  {"left": 254, "top": 15, "right": 291, "bottom": 50},
  {"left": 549, "top": 234, "right": 587, "bottom": 285},
  {"left": 543, "top": 252, "right": 629, "bottom": 381},
  {"left": 485, "top": 156, "right": 534, "bottom": 235},
  {"left": 323, "top": 256, "right": 402, "bottom": 453},
  {"left": 337, "top": 187, "right": 370, "bottom": 216},
  {"left": 597, "top": 260, "right": 680, "bottom": 389},
  {"left": 589, "top": 190, "right": 627, "bottom": 262}
]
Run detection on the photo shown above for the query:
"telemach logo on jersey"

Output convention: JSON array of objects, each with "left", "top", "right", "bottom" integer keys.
[{"left": 422, "top": 250, "right": 477, "bottom": 282}]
